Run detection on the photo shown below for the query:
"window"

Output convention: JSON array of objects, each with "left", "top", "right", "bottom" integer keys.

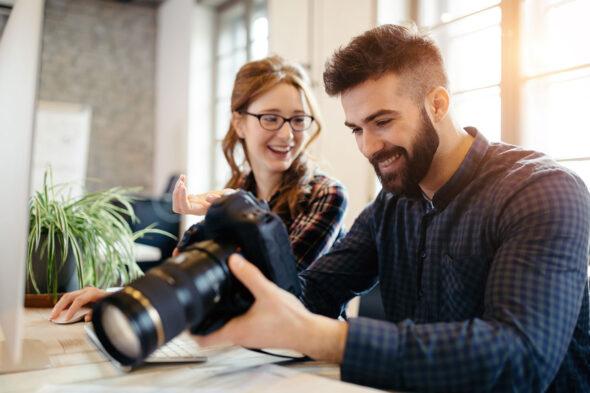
[
  {"left": 420, "top": 0, "right": 502, "bottom": 142},
  {"left": 378, "top": 0, "right": 590, "bottom": 188},
  {"left": 520, "top": 0, "right": 590, "bottom": 186},
  {"left": 212, "top": 0, "right": 268, "bottom": 190}
]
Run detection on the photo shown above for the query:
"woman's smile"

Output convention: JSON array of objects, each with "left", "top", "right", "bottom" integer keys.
[{"left": 267, "top": 144, "right": 294, "bottom": 159}]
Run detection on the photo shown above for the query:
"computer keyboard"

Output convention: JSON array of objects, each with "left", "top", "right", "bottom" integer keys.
[
  {"left": 147, "top": 334, "right": 207, "bottom": 363},
  {"left": 85, "top": 324, "right": 208, "bottom": 367}
]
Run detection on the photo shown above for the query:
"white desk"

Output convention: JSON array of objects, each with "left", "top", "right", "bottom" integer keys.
[{"left": 0, "top": 309, "right": 384, "bottom": 393}]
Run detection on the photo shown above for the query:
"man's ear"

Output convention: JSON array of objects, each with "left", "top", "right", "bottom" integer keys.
[
  {"left": 424, "top": 86, "right": 450, "bottom": 124},
  {"left": 232, "top": 112, "right": 245, "bottom": 138}
]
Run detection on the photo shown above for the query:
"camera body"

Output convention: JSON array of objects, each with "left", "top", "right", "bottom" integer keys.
[
  {"left": 91, "top": 190, "right": 301, "bottom": 366},
  {"left": 178, "top": 189, "right": 302, "bottom": 334}
]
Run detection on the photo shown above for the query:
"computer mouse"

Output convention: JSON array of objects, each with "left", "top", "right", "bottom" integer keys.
[{"left": 50, "top": 307, "right": 92, "bottom": 324}]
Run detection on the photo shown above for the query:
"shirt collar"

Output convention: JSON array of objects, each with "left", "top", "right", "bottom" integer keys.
[
  {"left": 241, "top": 172, "right": 282, "bottom": 208},
  {"left": 242, "top": 172, "right": 256, "bottom": 193},
  {"left": 431, "top": 127, "right": 489, "bottom": 210}
]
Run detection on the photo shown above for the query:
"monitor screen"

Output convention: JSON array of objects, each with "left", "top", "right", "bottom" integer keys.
[{"left": 0, "top": 0, "right": 45, "bottom": 365}]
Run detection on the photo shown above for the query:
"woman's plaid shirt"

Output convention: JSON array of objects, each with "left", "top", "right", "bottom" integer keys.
[{"left": 177, "top": 173, "right": 348, "bottom": 270}]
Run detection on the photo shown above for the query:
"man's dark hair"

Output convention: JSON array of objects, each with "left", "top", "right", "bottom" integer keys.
[{"left": 323, "top": 24, "right": 448, "bottom": 102}]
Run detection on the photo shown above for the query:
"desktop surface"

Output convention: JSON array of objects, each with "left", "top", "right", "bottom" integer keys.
[{"left": 0, "top": 308, "right": 386, "bottom": 393}]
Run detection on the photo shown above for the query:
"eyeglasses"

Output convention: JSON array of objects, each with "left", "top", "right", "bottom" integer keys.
[{"left": 241, "top": 111, "right": 315, "bottom": 132}]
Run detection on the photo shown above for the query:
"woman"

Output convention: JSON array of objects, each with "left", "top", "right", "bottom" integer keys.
[
  {"left": 50, "top": 55, "right": 347, "bottom": 322},
  {"left": 173, "top": 56, "right": 347, "bottom": 266}
]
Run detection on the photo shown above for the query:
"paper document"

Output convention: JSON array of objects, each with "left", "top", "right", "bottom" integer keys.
[{"left": 35, "top": 364, "right": 384, "bottom": 393}]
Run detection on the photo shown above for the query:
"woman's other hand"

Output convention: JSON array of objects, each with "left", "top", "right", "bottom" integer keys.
[
  {"left": 49, "top": 287, "right": 108, "bottom": 322},
  {"left": 172, "top": 174, "right": 234, "bottom": 216}
]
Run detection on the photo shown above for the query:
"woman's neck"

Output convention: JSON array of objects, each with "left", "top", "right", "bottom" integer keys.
[{"left": 252, "top": 170, "right": 281, "bottom": 201}]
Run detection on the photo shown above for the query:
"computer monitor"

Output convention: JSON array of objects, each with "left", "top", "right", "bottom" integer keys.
[{"left": 0, "top": 0, "right": 48, "bottom": 372}]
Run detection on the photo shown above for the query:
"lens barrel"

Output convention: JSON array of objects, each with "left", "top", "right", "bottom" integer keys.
[
  {"left": 90, "top": 189, "right": 301, "bottom": 367},
  {"left": 92, "top": 239, "right": 235, "bottom": 366}
]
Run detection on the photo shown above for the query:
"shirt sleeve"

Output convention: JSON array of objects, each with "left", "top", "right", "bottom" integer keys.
[
  {"left": 289, "top": 179, "right": 348, "bottom": 269},
  {"left": 340, "top": 171, "right": 590, "bottom": 392},
  {"left": 299, "top": 202, "right": 380, "bottom": 318}
]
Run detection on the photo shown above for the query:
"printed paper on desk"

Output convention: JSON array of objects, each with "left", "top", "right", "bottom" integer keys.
[{"left": 35, "top": 365, "right": 384, "bottom": 393}]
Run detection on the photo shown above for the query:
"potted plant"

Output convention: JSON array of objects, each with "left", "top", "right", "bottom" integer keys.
[{"left": 26, "top": 169, "right": 176, "bottom": 301}]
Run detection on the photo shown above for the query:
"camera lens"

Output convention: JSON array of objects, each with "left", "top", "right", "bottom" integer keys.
[
  {"left": 89, "top": 190, "right": 301, "bottom": 367},
  {"left": 102, "top": 304, "right": 141, "bottom": 358},
  {"left": 92, "top": 240, "right": 235, "bottom": 366}
]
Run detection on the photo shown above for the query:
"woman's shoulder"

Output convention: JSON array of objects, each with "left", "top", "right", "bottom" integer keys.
[{"left": 306, "top": 172, "right": 348, "bottom": 203}]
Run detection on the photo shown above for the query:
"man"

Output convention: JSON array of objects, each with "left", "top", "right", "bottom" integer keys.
[{"left": 196, "top": 25, "right": 590, "bottom": 392}]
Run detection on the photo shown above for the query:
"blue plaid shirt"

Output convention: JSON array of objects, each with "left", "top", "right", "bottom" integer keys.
[{"left": 300, "top": 128, "right": 590, "bottom": 392}]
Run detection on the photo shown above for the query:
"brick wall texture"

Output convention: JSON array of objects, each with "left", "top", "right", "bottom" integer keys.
[{"left": 38, "top": 0, "right": 156, "bottom": 194}]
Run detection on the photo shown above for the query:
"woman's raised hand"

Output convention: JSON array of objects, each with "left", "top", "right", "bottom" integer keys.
[{"left": 172, "top": 174, "right": 235, "bottom": 216}]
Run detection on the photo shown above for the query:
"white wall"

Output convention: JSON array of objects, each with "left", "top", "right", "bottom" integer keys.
[
  {"left": 155, "top": 0, "right": 214, "bottom": 230},
  {"left": 154, "top": 0, "right": 192, "bottom": 195},
  {"left": 185, "top": 4, "right": 215, "bottom": 228},
  {"left": 155, "top": 0, "right": 214, "bottom": 199},
  {"left": 269, "top": 0, "right": 377, "bottom": 227}
]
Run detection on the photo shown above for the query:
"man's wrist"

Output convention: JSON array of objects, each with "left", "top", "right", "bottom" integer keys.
[{"left": 300, "top": 313, "right": 348, "bottom": 363}]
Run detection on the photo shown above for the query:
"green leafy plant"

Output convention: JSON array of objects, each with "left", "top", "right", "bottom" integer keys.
[{"left": 27, "top": 169, "right": 176, "bottom": 298}]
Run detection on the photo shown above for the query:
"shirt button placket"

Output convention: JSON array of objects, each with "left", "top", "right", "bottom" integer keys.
[
  {"left": 418, "top": 251, "right": 427, "bottom": 300},
  {"left": 416, "top": 205, "right": 434, "bottom": 311}
]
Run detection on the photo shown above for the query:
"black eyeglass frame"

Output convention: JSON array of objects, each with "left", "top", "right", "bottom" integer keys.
[{"left": 240, "top": 111, "right": 315, "bottom": 132}]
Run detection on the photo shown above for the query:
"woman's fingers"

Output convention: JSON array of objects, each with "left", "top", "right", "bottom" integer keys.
[
  {"left": 49, "top": 287, "right": 107, "bottom": 321},
  {"left": 187, "top": 195, "right": 208, "bottom": 205},
  {"left": 173, "top": 183, "right": 194, "bottom": 214},
  {"left": 173, "top": 175, "right": 184, "bottom": 191},
  {"left": 205, "top": 193, "right": 222, "bottom": 202},
  {"left": 185, "top": 194, "right": 208, "bottom": 215},
  {"left": 172, "top": 177, "right": 186, "bottom": 213},
  {"left": 177, "top": 183, "right": 190, "bottom": 209},
  {"left": 63, "top": 296, "right": 86, "bottom": 321},
  {"left": 49, "top": 291, "right": 78, "bottom": 319},
  {"left": 204, "top": 188, "right": 235, "bottom": 202},
  {"left": 175, "top": 185, "right": 236, "bottom": 216}
]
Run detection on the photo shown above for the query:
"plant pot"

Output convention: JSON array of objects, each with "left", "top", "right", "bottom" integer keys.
[{"left": 26, "top": 236, "right": 80, "bottom": 294}]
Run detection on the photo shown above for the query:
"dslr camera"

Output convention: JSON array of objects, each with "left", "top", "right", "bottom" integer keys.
[{"left": 91, "top": 190, "right": 301, "bottom": 366}]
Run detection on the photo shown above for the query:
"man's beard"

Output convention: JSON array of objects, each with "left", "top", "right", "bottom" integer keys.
[{"left": 370, "top": 107, "right": 439, "bottom": 197}]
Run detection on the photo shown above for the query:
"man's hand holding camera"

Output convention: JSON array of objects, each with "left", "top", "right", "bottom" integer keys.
[{"left": 195, "top": 254, "right": 349, "bottom": 364}]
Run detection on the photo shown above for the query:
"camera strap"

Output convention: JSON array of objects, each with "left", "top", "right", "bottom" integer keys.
[{"left": 245, "top": 347, "right": 311, "bottom": 362}]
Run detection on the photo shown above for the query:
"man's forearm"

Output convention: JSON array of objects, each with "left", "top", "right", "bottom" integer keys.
[{"left": 299, "top": 313, "right": 348, "bottom": 363}]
